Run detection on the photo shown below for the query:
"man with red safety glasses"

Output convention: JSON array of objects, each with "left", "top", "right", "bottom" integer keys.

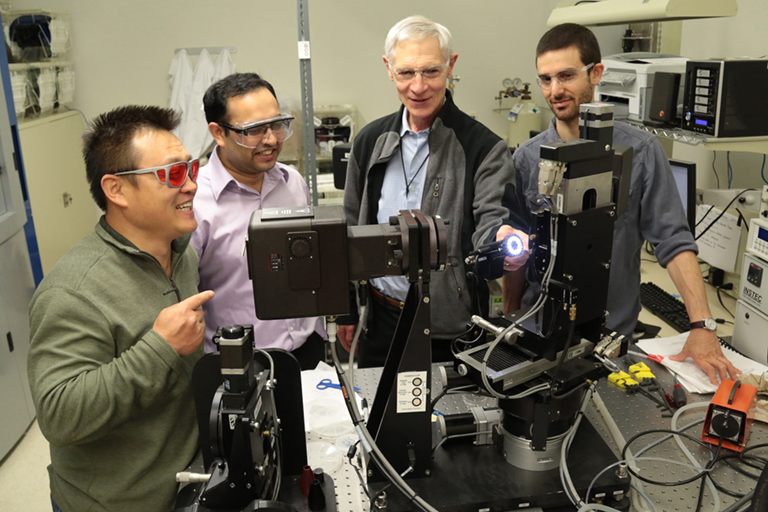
[{"left": 28, "top": 105, "right": 214, "bottom": 512}]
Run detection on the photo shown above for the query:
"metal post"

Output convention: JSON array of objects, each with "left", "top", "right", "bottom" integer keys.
[{"left": 296, "top": 0, "right": 318, "bottom": 205}]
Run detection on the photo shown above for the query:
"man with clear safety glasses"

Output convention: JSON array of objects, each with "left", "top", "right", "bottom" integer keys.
[
  {"left": 28, "top": 105, "right": 214, "bottom": 512},
  {"left": 340, "top": 15, "right": 529, "bottom": 368},
  {"left": 504, "top": 23, "right": 739, "bottom": 385},
  {"left": 193, "top": 72, "right": 327, "bottom": 368}
]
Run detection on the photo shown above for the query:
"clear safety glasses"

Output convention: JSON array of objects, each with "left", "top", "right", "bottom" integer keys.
[
  {"left": 219, "top": 114, "right": 295, "bottom": 148},
  {"left": 536, "top": 63, "right": 595, "bottom": 89},
  {"left": 114, "top": 159, "right": 199, "bottom": 188},
  {"left": 390, "top": 63, "right": 450, "bottom": 82}
]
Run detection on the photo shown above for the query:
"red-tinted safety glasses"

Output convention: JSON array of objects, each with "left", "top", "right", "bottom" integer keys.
[{"left": 114, "top": 159, "right": 200, "bottom": 188}]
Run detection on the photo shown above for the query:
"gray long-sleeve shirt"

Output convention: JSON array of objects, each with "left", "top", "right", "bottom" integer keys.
[{"left": 514, "top": 118, "right": 698, "bottom": 335}]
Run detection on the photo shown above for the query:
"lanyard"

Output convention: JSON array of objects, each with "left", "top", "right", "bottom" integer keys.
[{"left": 399, "top": 135, "right": 429, "bottom": 198}]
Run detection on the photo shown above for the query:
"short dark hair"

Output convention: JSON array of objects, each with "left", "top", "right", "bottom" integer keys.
[
  {"left": 203, "top": 72, "right": 278, "bottom": 127},
  {"left": 536, "top": 23, "right": 601, "bottom": 69},
  {"left": 83, "top": 105, "right": 180, "bottom": 210}
]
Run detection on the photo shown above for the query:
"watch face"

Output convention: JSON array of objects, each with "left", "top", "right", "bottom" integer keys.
[{"left": 704, "top": 317, "right": 717, "bottom": 331}]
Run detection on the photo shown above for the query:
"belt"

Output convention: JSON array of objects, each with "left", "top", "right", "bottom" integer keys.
[{"left": 369, "top": 283, "right": 405, "bottom": 309}]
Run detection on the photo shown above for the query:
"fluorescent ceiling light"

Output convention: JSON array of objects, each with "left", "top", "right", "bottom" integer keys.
[{"left": 547, "top": 0, "right": 738, "bottom": 27}]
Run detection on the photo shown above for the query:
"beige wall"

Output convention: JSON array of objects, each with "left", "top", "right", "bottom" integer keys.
[
  {"left": 8, "top": 0, "right": 624, "bottom": 139},
  {"left": 9, "top": 0, "right": 763, "bottom": 188}
]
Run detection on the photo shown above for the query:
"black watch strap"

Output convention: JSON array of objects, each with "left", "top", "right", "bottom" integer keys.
[{"left": 690, "top": 317, "right": 717, "bottom": 331}]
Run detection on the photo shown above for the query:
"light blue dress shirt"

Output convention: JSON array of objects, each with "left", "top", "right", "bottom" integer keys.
[{"left": 372, "top": 108, "right": 430, "bottom": 301}]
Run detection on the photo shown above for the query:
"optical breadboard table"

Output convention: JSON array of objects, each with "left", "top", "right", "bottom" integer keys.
[{"left": 320, "top": 364, "right": 768, "bottom": 512}]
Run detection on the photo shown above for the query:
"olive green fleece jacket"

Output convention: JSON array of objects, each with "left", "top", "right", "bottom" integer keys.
[{"left": 28, "top": 217, "right": 202, "bottom": 512}]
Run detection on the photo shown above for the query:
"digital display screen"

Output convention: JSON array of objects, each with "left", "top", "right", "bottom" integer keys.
[
  {"left": 759, "top": 226, "right": 768, "bottom": 243},
  {"left": 695, "top": 119, "right": 708, "bottom": 126}
]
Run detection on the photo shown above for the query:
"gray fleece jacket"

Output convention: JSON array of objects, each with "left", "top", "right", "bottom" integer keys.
[
  {"left": 344, "top": 92, "right": 523, "bottom": 338},
  {"left": 28, "top": 216, "right": 201, "bottom": 512}
]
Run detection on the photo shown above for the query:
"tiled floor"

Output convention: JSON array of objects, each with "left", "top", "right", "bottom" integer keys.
[{"left": 0, "top": 420, "right": 51, "bottom": 511}]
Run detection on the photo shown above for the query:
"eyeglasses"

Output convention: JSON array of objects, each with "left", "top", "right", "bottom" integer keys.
[
  {"left": 114, "top": 159, "right": 199, "bottom": 188},
  {"left": 390, "top": 63, "right": 449, "bottom": 82},
  {"left": 219, "top": 114, "right": 294, "bottom": 148},
  {"left": 536, "top": 63, "right": 595, "bottom": 89}
]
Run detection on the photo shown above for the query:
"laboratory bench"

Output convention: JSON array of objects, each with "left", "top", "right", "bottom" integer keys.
[{"left": 314, "top": 257, "right": 759, "bottom": 512}]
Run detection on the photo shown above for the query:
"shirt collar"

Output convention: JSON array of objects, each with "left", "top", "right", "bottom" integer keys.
[
  {"left": 400, "top": 107, "right": 432, "bottom": 138},
  {"left": 207, "top": 147, "right": 290, "bottom": 201},
  {"left": 547, "top": 116, "right": 562, "bottom": 142}
]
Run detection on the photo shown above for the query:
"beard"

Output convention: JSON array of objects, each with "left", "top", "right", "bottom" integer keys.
[{"left": 548, "top": 84, "right": 595, "bottom": 122}]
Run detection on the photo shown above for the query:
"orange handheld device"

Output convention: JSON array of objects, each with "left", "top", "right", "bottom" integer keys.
[{"left": 702, "top": 379, "right": 758, "bottom": 452}]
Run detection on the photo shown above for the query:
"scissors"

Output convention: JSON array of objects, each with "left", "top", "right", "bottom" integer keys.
[{"left": 317, "top": 378, "right": 360, "bottom": 391}]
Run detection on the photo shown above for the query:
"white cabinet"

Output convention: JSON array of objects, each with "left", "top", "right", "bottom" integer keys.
[{"left": 19, "top": 110, "right": 98, "bottom": 274}]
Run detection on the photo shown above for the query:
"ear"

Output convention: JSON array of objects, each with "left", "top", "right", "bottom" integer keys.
[
  {"left": 383, "top": 55, "right": 395, "bottom": 81},
  {"left": 101, "top": 173, "right": 130, "bottom": 208},
  {"left": 209, "top": 122, "right": 227, "bottom": 147},
  {"left": 590, "top": 62, "right": 605, "bottom": 86},
  {"left": 447, "top": 53, "right": 458, "bottom": 78}
]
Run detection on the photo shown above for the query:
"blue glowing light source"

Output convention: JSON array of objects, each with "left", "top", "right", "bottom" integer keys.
[{"left": 504, "top": 234, "right": 524, "bottom": 257}]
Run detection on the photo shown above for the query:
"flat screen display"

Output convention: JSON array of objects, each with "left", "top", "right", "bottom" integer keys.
[{"left": 668, "top": 159, "right": 697, "bottom": 232}]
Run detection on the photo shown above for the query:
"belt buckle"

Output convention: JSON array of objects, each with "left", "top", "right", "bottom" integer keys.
[{"left": 398, "top": 301, "right": 404, "bottom": 309}]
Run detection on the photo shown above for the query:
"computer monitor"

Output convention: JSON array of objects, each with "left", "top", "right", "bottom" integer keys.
[{"left": 668, "top": 158, "right": 697, "bottom": 232}]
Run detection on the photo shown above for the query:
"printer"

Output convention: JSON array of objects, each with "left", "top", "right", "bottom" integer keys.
[{"left": 595, "top": 52, "right": 689, "bottom": 122}]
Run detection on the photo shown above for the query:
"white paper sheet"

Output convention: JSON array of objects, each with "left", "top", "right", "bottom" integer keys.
[{"left": 636, "top": 333, "right": 768, "bottom": 394}]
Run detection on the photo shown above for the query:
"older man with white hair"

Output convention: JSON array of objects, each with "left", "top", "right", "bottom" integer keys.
[{"left": 339, "top": 15, "right": 528, "bottom": 367}]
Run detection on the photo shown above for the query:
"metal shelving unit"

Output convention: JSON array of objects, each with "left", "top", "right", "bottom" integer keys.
[{"left": 619, "top": 120, "right": 768, "bottom": 154}]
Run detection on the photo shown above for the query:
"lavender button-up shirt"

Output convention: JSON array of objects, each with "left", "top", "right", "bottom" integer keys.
[{"left": 192, "top": 148, "right": 326, "bottom": 353}]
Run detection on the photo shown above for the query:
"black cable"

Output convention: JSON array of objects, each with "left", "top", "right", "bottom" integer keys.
[
  {"left": 695, "top": 189, "right": 758, "bottom": 240},
  {"left": 694, "top": 439, "right": 723, "bottom": 512},
  {"left": 329, "top": 343, "right": 423, "bottom": 510},
  {"left": 735, "top": 208, "right": 750, "bottom": 233},
  {"left": 696, "top": 204, "right": 717, "bottom": 228},
  {"left": 712, "top": 479, "right": 746, "bottom": 498},
  {"left": 743, "top": 443, "right": 768, "bottom": 455},
  {"left": 721, "top": 454, "right": 764, "bottom": 477},
  {"left": 347, "top": 442, "right": 372, "bottom": 501},
  {"left": 716, "top": 286, "right": 735, "bottom": 318},
  {"left": 550, "top": 380, "right": 588, "bottom": 399}
]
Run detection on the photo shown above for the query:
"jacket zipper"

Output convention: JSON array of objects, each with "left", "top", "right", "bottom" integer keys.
[{"left": 164, "top": 277, "right": 181, "bottom": 302}]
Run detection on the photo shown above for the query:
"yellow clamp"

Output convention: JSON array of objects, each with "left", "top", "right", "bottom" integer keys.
[
  {"left": 608, "top": 371, "right": 639, "bottom": 390},
  {"left": 628, "top": 361, "right": 656, "bottom": 381}
]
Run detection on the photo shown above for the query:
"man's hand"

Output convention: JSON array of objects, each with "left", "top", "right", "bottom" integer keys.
[
  {"left": 496, "top": 225, "right": 530, "bottom": 272},
  {"left": 337, "top": 324, "right": 358, "bottom": 353},
  {"left": 153, "top": 290, "right": 215, "bottom": 356},
  {"left": 669, "top": 328, "right": 741, "bottom": 385}
]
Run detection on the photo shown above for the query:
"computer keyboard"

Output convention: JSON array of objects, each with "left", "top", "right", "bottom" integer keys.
[{"left": 639, "top": 282, "right": 690, "bottom": 333}]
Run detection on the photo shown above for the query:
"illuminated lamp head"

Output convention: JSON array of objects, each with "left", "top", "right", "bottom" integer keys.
[{"left": 504, "top": 234, "right": 524, "bottom": 257}]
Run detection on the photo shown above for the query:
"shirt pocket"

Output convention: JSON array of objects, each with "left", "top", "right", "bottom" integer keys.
[{"left": 525, "top": 188, "right": 544, "bottom": 212}]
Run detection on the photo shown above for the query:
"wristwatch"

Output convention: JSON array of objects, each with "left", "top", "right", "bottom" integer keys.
[{"left": 690, "top": 317, "right": 717, "bottom": 332}]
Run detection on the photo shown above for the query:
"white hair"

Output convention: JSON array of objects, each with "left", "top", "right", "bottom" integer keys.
[{"left": 384, "top": 15, "right": 453, "bottom": 66}]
